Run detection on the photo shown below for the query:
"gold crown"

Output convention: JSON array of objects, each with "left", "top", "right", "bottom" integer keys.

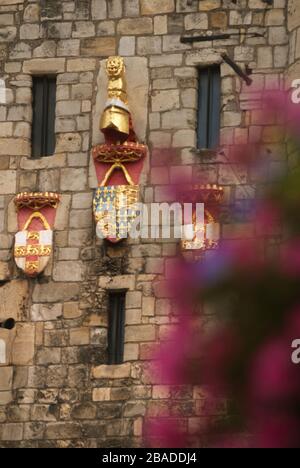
[
  {"left": 14, "top": 192, "right": 60, "bottom": 210},
  {"left": 180, "top": 185, "right": 224, "bottom": 204},
  {"left": 93, "top": 142, "right": 147, "bottom": 163}
]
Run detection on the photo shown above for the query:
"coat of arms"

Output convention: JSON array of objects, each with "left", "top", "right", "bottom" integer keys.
[
  {"left": 92, "top": 56, "right": 147, "bottom": 243},
  {"left": 180, "top": 185, "right": 224, "bottom": 252},
  {"left": 14, "top": 192, "right": 60, "bottom": 277}
]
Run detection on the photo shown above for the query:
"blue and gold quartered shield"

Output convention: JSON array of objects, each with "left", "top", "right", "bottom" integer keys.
[{"left": 93, "top": 185, "right": 140, "bottom": 242}]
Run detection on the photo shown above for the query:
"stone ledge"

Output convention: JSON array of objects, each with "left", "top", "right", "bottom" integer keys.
[
  {"left": 23, "top": 58, "right": 66, "bottom": 74},
  {"left": 20, "top": 153, "right": 67, "bottom": 170}
]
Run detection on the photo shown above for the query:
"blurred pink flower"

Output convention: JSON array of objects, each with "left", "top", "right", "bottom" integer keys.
[
  {"left": 249, "top": 307, "right": 300, "bottom": 447},
  {"left": 146, "top": 419, "right": 188, "bottom": 448},
  {"left": 281, "top": 239, "right": 300, "bottom": 276},
  {"left": 255, "top": 200, "right": 281, "bottom": 236}
]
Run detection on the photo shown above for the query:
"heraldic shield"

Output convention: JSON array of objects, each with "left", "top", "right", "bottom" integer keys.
[
  {"left": 14, "top": 192, "right": 60, "bottom": 277},
  {"left": 93, "top": 184, "right": 139, "bottom": 242}
]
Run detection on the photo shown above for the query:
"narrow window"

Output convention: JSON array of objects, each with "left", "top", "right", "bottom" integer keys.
[
  {"left": 108, "top": 291, "right": 126, "bottom": 365},
  {"left": 32, "top": 76, "right": 56, "bottom": 158},
  {"left": 197, "top": 66, "right": 220, "bottom": 150}
]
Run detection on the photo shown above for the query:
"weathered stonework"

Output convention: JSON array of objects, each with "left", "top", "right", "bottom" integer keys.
[{"left": 0, "top": 0, "right": 295, "bottom": 448}]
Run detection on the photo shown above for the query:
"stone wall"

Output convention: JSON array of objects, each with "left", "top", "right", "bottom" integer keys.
[{"left": 0, "top": 0, "right": 294, "bottom": 447}]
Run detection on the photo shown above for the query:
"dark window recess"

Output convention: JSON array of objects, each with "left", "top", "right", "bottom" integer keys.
[
  {"left": 32, "top": 76, "right": 56, "bottom": 158},
  {"left": 197, "top": 66, "right": 221, "bottom": 150},
  {"left": 108, "top": 291, "right": 126, "bottom": 365}
]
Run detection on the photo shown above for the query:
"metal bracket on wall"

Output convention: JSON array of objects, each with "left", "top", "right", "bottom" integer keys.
[
  {"left": 221, "top": 53, "right": 253, "bottom": 86},
  {"left": 180, "top": 32, "right": 265, "bottom": 44}
]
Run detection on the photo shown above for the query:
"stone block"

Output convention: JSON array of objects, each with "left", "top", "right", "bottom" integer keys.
[
  {"left": 72, "top": 403, "right": 97, "bottom": 420},
  {"left": 126, "top": 309, "right": 142, "bottom": 325},
  {"left": 137, "top": 36, "right": 161, "bottom": 55},
  {"left": 0, "top": 391, "right": 12, "bottom": 405},
  {"left": 45, "top": 422, "right": 81, "bottom": 440},
  {"left": 69, "top": 328, "right": 89, "bottom": 345},
  {"left": 125, "top": 325, "right": 156, "bottom": 342},
  {"left": 142, "top": 297, "right": 155, "bottom": 317},
  {"left": 32, "top": 282, "right": 79, "bottom": 303},
  {"left": 55, "top": 194, "right": 72, "bottom": 231},
  {"left": 69, "top": 209, "right": 92, "bottom": 229},
  {"left": 72, "top": 22, "right": 95, "bottom": 38},
  {"left": 0, "top": 366, "right": 13, "bottom": 391},
  {"left": 91, "top": 0, "right": 107, "bottom": 19},
  {"left": 53, "top": 261, "right": 85, "bottom": 282},
  {"left": 0, "top": 423, "right": 23, "bottom": 441},
  {"left": 199, "top": 0, "right": 221, "bottom": 10},
  {"left": 24, "top": 4, "right": 40, "bottom": 22},
  {"left": 30, "top": 304, "right": 63, "bottom": 322},
  {"left": 154, "top": 15, "right": 168, "bottom": 35},
  {"left": 0, "top": 280, "right": 28, "bottom": 322},
  {"left": 72, "top": 192, "right": 93, "bottom": 209},
  {"left": 67, "top": 59, "right": 96, "bottom": 72},
  {"left": 20, "top": 153, "right": 67, "bottom": 170},
  {"left": 92, "top": 388, "right": 111, "bottom": 401},
  {"left": 150, "top": 54, "right": 183, "bottom": 67},
  {"left": 63, "top": 302, "right": 81, "bottom": 319},
  {"left": 31, "top": 405, "right": 58, "bottom": 422},
  {"left": 72, "top": 84, "right": 93, "bottom": 100},
  {"left": 124, "top": 343, "right": 139, "bottom": 361},
  {"left": 0, "top": 262, "right": 10, "bottom": 281},
  {"left": 126, "top": 291, "right": 142, "bottom": 309},
  {"left": 152, "top": 89, "right": 180, "bottom": 112},
  {"left": 153, "top": 385, "right": 171, "bottom": 399},
  {"left": 20, "top": 24, "right": 40, "bottom": 40},
  {"left": 92, "top": 363, "right": 131, "bottom": 379},
  {"left": 141, "top": 0, "right": 175, "bottom": 14},
  {"left": 119, "top": 36, "right": 136, "bottom": 56},
  {"left": 0, "top": 14, "right": 14, "bottom": 26},
  {"left": 60, "top": 168, "right": 87, "bottom": 191},
  {"left": 266, "top": 9, "right": 285, "bottom": 26},
  {"left": 57, "top": 39, "right": 80, "bottom": 57},
  {"left": 36, "top": 348, "right": 61, "bottom": 365},
  {"left": 211, "top": 11, "right": 227, "bottom": 28},
  {"left": 124, "top": 401, "right": 146, "bottom": 417},
  {"left": 12, "top": 324, "right": 35, "bottom": 366},
  {"left": 81, "top": 37, "right": 116, "bottom": 57},
  {"left": 184, "top": 13, "right": 208, "bottom": 30},
  {"left": 99, "top": 274, "right": 135, "bottom": 291},
  {"left": 0, "top": 139, "right": 29, "bottom": 157},
  {"left": 269, "top": 26, "right": 288, "bottom": 45},
  {"left": 48, "top": 22, "right": 72, "bottom": 39},
  {"left": 23, "top": 58, "right": 65, "bottom": 74},
  {"left": 117, "top": 18, "right": 153, "bottom": 35},
  {"left": 56, "top": 101, "right": 81, "bottom": 117},
  {"left": 33, "top": 41, "right": 56, "bottom": 58},
  {"left": 10, "top": 42, "right": 32, "bottom": 60}
]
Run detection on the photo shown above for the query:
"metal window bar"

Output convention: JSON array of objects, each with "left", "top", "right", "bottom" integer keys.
[
  {"left": 32, "top": 76, "right": 56, "bottom": 158},
  {"left": 197, "top": 66, "right": 220, "bottom": 150},
  {"left": 108, "top": 291, "right": 126, "bottom": 365}
]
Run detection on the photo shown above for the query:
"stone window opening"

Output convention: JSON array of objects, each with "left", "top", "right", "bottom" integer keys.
[
  {"left": 107, "top": 290, "right": 127, "bottom": 365},
  {"left": 31, "top": 75, "right": 57, "bottom": 158},
  {"left": 197, "top": 65, "right": 221, "bottom": 150}
]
